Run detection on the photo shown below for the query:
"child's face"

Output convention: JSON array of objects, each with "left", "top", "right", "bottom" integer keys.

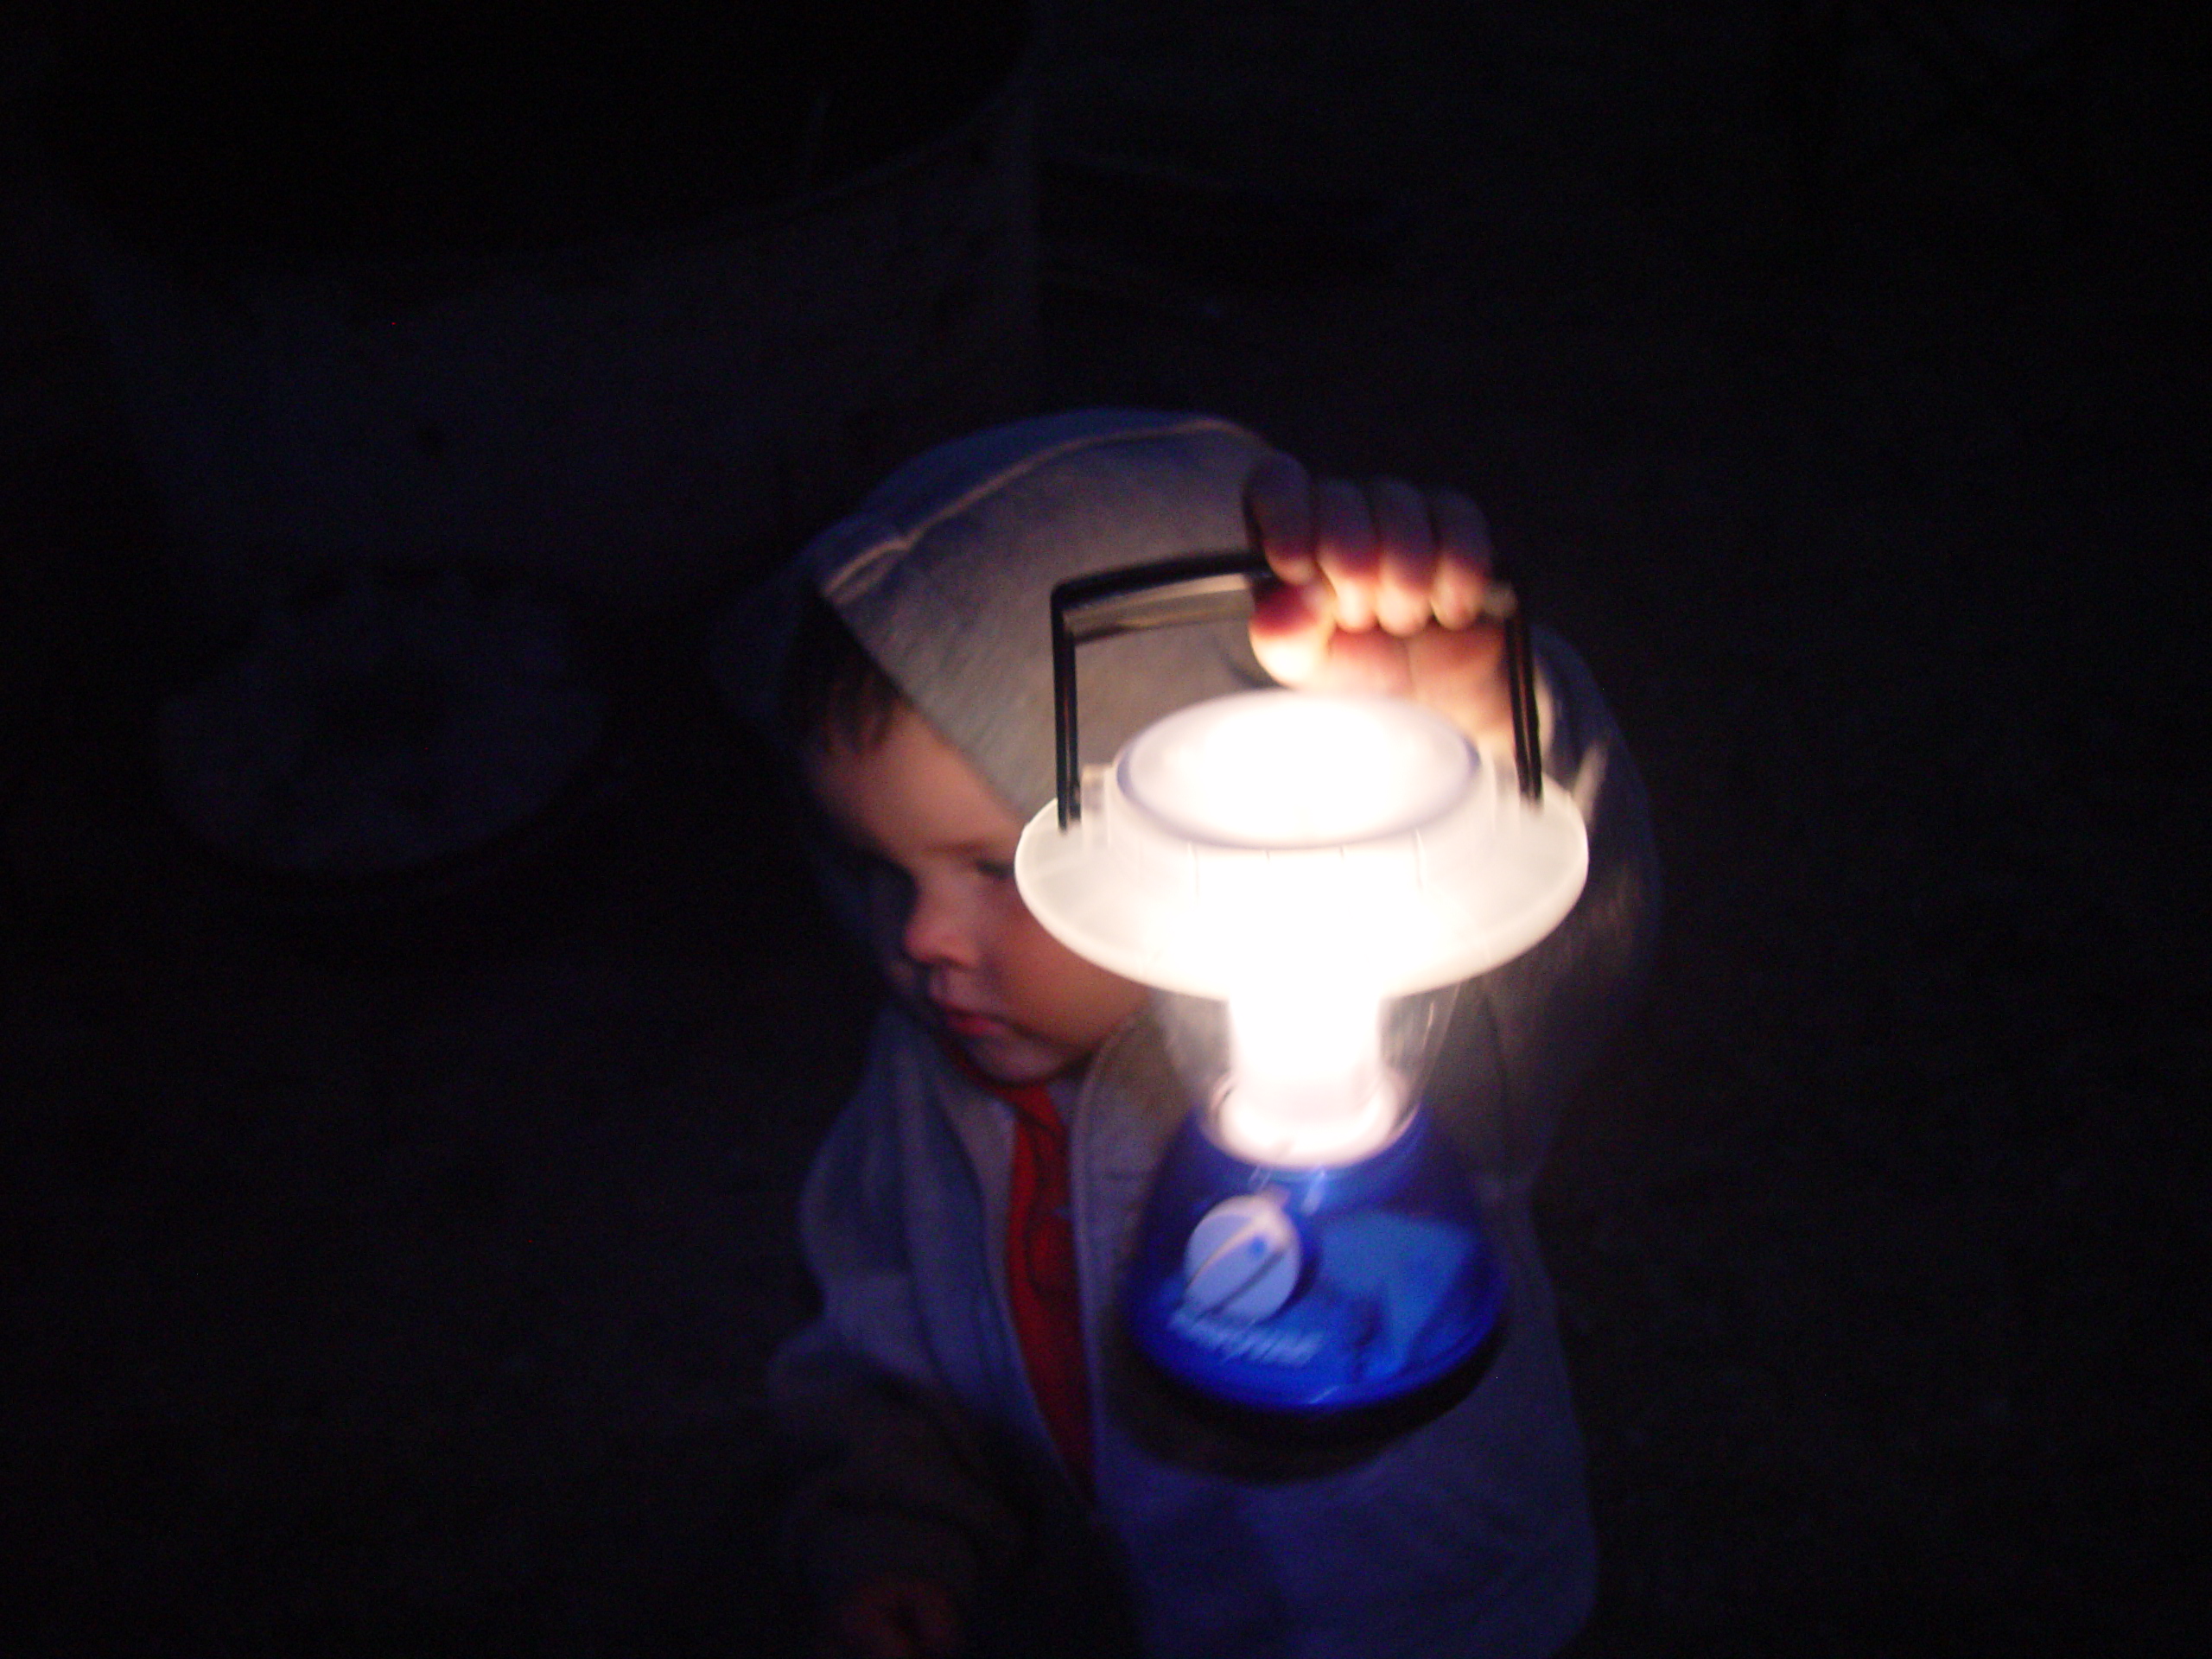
[{"left": 805, "top": 704, "right": 1148, "bottom": 1085}]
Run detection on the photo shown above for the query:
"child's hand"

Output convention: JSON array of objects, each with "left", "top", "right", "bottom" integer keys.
[
  {"left": 1244, "top": 454, "right": 1512, "bottom": 751},
  {"left": 825, "top": 1575, "right": 966, "bottom": 1658}
]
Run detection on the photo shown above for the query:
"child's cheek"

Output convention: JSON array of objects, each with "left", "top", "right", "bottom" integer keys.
[{"left": 1033, "top": 935, "right": 1147, "bottom": 1045}]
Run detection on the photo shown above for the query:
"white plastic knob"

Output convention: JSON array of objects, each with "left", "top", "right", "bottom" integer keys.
[{"left": 1182, "top": 1193, "right": 1302, "bottom": 1324}]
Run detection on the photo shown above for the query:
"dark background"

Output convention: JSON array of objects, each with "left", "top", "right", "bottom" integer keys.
[{"left": 4, "top": 3, "right": 2207, "bottom": 1654}]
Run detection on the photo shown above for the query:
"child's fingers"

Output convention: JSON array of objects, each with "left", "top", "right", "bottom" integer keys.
[
  {"left": 1244, "top": 454, "right": 1317, "bottom": 582},
  {"left": 1313, "top": 477, "right": 1379, "bottom": 631},
  {"left": 1249, "top": 574, "right": 1334, "bottom": 686},
  {"left": 1428, "top": 488, "right": 1492, "bottom": 629},
  {"left": 1246, "top": 454, "right": 1338, "bottom": 686},
  {"left": 1370, "top": 477, "right": 1437, "bottom": 637},
  {"left": 1311, "top": 625, "right": 1417, "bottom": 696},
  {"left": 1407, "top": 622, "right": 1513, "bottom": 749}
]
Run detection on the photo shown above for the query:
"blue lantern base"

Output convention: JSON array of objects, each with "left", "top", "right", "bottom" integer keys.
[{"left": 1126, "top": 1103, "right": 1506, "bottom": 1418}]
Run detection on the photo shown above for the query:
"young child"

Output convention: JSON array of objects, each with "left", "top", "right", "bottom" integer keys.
[{"left": 721, "top": 410, "right": 1659, "bottom": 1658}]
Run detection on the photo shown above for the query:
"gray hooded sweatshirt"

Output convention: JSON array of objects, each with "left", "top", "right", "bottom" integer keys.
[{"left": 719, "top": 410, "right": 1659, "bottom": 1658}]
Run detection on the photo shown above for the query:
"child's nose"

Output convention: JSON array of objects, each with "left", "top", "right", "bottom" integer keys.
[{"left": 902, "top": 885, "right": 979, "bottom": 969}]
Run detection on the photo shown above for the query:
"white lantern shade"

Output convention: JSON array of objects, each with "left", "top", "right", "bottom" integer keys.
[{"left": 1014, "top": 690, "right": 1587, "bottom": 1001}]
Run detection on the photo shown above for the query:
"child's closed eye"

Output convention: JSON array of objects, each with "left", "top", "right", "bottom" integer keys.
[{"left": 820, "top": 842, "right": 915, "bottom": 905}]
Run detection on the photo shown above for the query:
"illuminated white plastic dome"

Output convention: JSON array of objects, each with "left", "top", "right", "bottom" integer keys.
[{"left": 1014, "top": 690, "right": 1588, "bottom": 1001}]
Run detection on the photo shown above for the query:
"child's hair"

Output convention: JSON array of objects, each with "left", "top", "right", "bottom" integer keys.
[{"left": 780, "top": 590, "right": 906, "bottom": 753}]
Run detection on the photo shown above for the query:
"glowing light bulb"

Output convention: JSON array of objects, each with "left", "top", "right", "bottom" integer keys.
[{"left": 1216, "top": 972, "right": 1400, "bottom": 1166}]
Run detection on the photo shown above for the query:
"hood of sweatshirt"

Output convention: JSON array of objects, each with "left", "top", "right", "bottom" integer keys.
[{"left": 715, "top": 408, "right": 1281, "bottom": 819}]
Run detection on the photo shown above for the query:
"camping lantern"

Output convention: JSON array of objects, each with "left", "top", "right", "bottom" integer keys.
[{"left": 1014, "top": 551, "right": 1589, "bottom": 1417}]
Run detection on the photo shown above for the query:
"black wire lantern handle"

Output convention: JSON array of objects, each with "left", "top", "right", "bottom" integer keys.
[{"left": 1050, "top": 548, "right": 1543, "bottom": 830}]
